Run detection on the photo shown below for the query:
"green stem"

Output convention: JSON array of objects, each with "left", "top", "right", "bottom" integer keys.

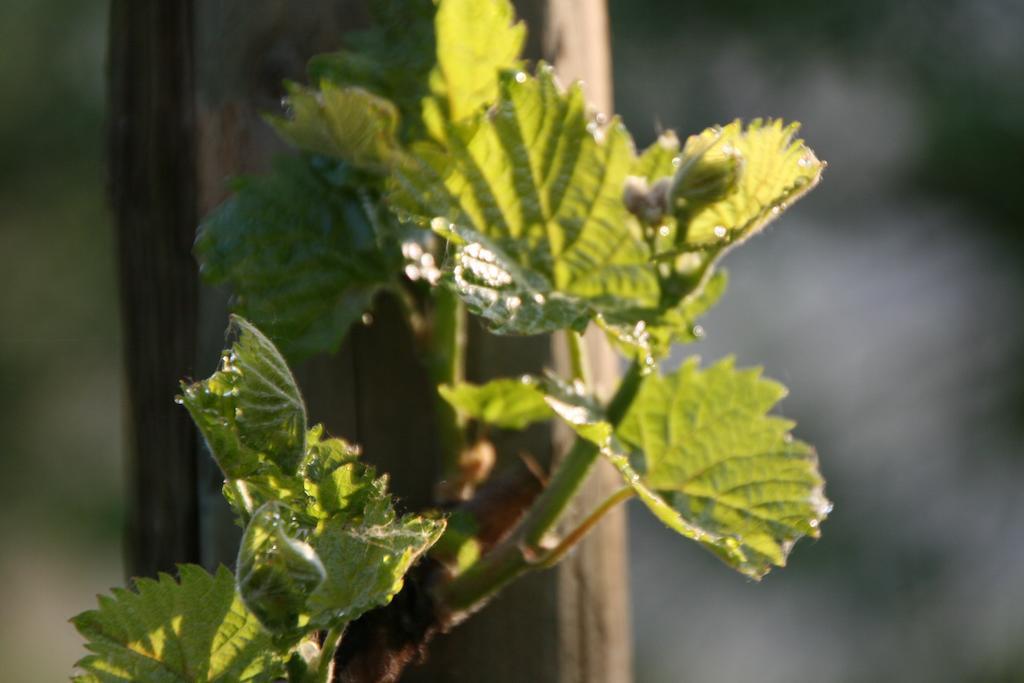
[
  {"left": 440, "top": 360, "right": 644, "bottom": 613},
  {"left": 431, "top": 287, "right": 467, "bottom": 480},
  {"left": 567, "top": 330, "right": 591, "bottom": 386},
  {"left": 307, "top": 625, "right": 345, "bottom": 683}
]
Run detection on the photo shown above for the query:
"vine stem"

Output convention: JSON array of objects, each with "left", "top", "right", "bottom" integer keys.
[
  {"left": 440, "top": 358, "right": 644, "bottom": 614},
  {"left": 308, "top": 625, "right": 345, "bottom": 683},
  {"left": 431, "top": 287, "right": 468, "bottom": 480},
  {"left": 567, "top": 329, "right": 591, "bottom": 387}
]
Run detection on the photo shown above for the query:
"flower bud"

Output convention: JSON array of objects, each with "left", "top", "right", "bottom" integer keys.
[
  {"left": 623, "top": 175, "right": 672, "bottom": 225},
  {"left": 671, "top": 130, "right": 743, "bottom": 205}
]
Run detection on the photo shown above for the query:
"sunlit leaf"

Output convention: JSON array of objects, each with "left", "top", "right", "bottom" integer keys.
[
  {"left": 308, "top": 0, "right": 523, "bottom": 142},
  {"left": 606, "top": 120, "right": 823, "bottom": 361},
  {"left": 270, "top": 83, "right": 402, "bottom": 172},
  {"left": 515, "top": 356, "right": 830, "bottom": 579},
  {"left": 393, "top": 66, "right": 660, "bottom": 334},
  {"left": 179, "top": 316, "right": 306, "bottom": 478},
  {"left": 222, "top": 472, "right": 306, "bottom": 526},
  {"left": 677, "top": 119, "right": 823, "bottom": 246},
  {"left": 439, "top": 378, "right": 554, "bottom": 430},
  {"left": 610, "top": 357, "right": 831, "bottom": 579},
  {"left": 425, "top": 0, "right": 525, "bottom": 133},
  {"left": 301, "top": 428, "right": 386, "bottom": 519},
  {"left": 441, "top": 374, "right": 612, "bottom": 446},
  {"left": 72, "top": 565, "right": 283, "bottom": 682}
]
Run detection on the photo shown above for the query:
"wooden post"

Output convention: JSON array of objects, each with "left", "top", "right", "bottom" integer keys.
[
  {"left": 109, "top": 0, "right": 201, "bottom": 578},
  {"left": 112, "top": 0, "right": 630, "bottom": 680},
  {"left": 406, "top": 3, "right": 631, "bottom": 680}
]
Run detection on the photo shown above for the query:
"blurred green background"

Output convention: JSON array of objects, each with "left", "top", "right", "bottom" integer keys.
[
  {"left": 0, "top": 0, "right": 123, "bottom": 680},
  {"left": 611, "top": 2, "right": 1024, "bottom": 681},
  {"left": 2, "top": 0, "right": 1022, "bottom": 680}
]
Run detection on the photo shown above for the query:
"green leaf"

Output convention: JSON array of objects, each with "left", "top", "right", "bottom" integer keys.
[
  {"left": 270, "top": 82, "right": 402, "bottom": 172},
  {"left": 605, "top": 120, "right": 823, "bottom": 361},
  {"left": 676, "top": 119, "right": 823, "bottom": 246},
  {"left": 284, "top": 428, "right": 444, "bottom": 632},
  {"left": 180, "top": 316, "right": 306, "bottom": 478},
  {"left": 236, "top": 503, "right": 326, "bottom": 637},
  {"left": 611, "top": 357, "right": 831, "bottom": 579},
  {"left": 222, "top": 472, "right": 306, "bottom": 526},
  {"left": 532, "top": 374, "right": 614, "bottom": 445},
  {"left": 393, "top": 66, "right": 660, "bottom": 335},
  {"left": 301, "top": 428, "right": 385, "bottom": 519},
  {"left": 631, "top": 131, "right": 681, "bottom": 185},
  {"left": 301, "top": 428, "right": 445, "bottom": 629},
  {"left": 598, "top": 269, "right": 728, "bottom": 361},
  {"left": 426, "top": 0, "right": 525, "bottom": 127},
  {"left": 307, "top": 0, "right": 523, "bottom": 142},
  {"left": 309, "top": 0, "right": 437, "bottom": 141},
  {"left": 439, "top": 378, "right": 554, "bottom": 430},
  {"left": 440, "top": 374, "right": 616, "bottom": 450},
  {"left": 306, "top": 500, "right": 445, "bottom": 630},
  {"left": 182, "top": 320, "right": 446, "bottom": 638},
  {"left": 72, "top": 565, "right": 283, "bottom": 682},
  {"left": 231, "top": 428, "right": 444, "bottom": 640},
  {"left": 196, "top": 156, "right": 395, "bottom": 360},
  {"left": 430, "top": 509, "right": 482, "bottom": 572}
]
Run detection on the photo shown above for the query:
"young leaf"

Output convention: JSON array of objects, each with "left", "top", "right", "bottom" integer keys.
[
  {"left": 605, "top": 120, "right": 823, "bottom": 361},
  {"left": 232, "top": 431, "right": 444, "bottom": 641},
  {"left": 440, "top": 374, "right": 611, "bottom": 445},
  {"left": 72, "top": 565, "right": 283, "bottom": 682},
  {"left": 439, "top": 378, "right": 554, "bottom": 430},
  {"left": 222, "top": 472, "right": 307, "bottom": 526},
  {"left": 180, "top": 316, "right": 306, "bottom": 478},
  {"left": 393, "top": 66, "right": 660, "bottom": 334},
  {"left": 196, "top": 157, "right": 396, "bottom": 360},
  {"left": 612, "top": 358, "right": 831, "bottom": 579},
  {"left": 307, "top": 0, "right": 523, "bottom": 142},
  {"left": 309, "top": 0, "right": 437, "bottom": 140},
  {"left": 306, "top": 500, "right": 445, "bottom": 631},
  {"left": 236, "top": 503, "right": 327, "bottom": 637},
  {"left": 270, "top": 83, "right": 403, "bottom": 172},
  {"left": 301, "top": 434, "right": 443, "bottom": 629},
  {"left": 183, "top": 319, "right": 446, "bottom": 639},
  {"left": 301, "top": 429, "right": 384, "bottom": 519},
  {"left": 676, "top": 119, "right": 823, "bottom": 247},
  {"left": 516, "top": 357, "right": 830, "bottom": 579},
  {"left": 294, "top": 428, "right": 445, "bottom": 630}
]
